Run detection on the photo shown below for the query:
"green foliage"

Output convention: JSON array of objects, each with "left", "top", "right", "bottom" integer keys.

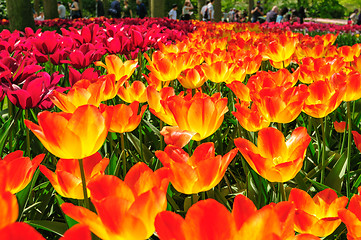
[
  {"left": 0, "top": 0, "right": 6, "bottom": 19},
  {"left": 308, "top": 0, "right": 346, "bottom": 18}
]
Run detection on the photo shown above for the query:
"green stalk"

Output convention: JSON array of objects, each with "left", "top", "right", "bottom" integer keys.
[
  {"left": 78, "top": 159, "right": 90, "bottom": 209},
  {"left": 279, "top": 182, "right": 286, "bottom": 202},
  {"left": 160, "top": 120, "right": 164, "bottom": 150},
  {"left": 25, "top": 109, "right": 30, "bottom": 157},
  {"left": 139, "top": 120, "right": 143, "bottom": 161},
  {"left": 346, "top": 101, "right": 352, "bottom": 198},
  {"left": 121, "top": 133, "right": 127, "bottom": 179},
  {"left": 320, "top": 118, "right": 326, "bottom": 184},
  {"left": 8, "top": 100, "right": 13, "bottom": 152}
]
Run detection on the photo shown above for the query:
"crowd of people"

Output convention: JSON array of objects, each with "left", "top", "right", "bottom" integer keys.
[{"left": 349, "top": 9, "right": 361, "bottom": 25}]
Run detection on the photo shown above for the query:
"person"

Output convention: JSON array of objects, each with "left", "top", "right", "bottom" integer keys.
[
  {"left": 109, "top": 0, "right": 121, "bottom": 18},
  {"left": 240, "top": 10, "right": 248, "bottom": 23},
  {"left": 181, "top": 1, "right": 194, "bottom": 20},
  {"left": 122, "top": 0, "right": 132, "bottom": 18},
  {"left": 57, "top": 1, "right": 66, "bottom": 19},
  {"left": 207, "top": 0, "right": 215, "bottom": 22},
  {"left": 201, "top": 1, "right": 210, "bottom": 21},
  {"left": 357, "top": 12, "right": 361, "bottom": 25},
  {"left": 266, "top": 6, "right": 278, "bottom": 22},
  {"left": 69, "top": 0, "right": 81, "bottom": 19},
  {"left": 251, "top": 1, "right": 263, "bottom": 23},
  {"left": 96, "top": 0, "right": 105, "bottom": 17},
  {"left": 136, "top": 0, "right": 147, "bottom": 19},
  {"left": 168, "top": 4, "right": 178, "bottom": 20},
  {"left": 298, "top": 6, "right": 306, "bottom": 24},
  {"left": 228, "top": 8, "right": 235, "bottom": 22},
  {"left": 350, "top": 9, "right": 359, "bottom": 25},
  {"left": 276, "top": 7, "right": 288, "bottom": 23},
  {"left": 34, "top": 12, "right": 44, "bottom": 21}
]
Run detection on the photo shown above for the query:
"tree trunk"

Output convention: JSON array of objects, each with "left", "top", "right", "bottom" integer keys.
[
  {"left": 6, "top": 0, "right": 35, "bottom": 31},
  {"left": 103, "top": 0, "right": 109, "bottom": 17},
  {"left": 198, "top": 0, "right": 205, "bottom": 20},
  {"left": 248, "top": 0, "right": 254, "bottom": 19},
  {"left": 214, "top": 0, "right": 221, "bottom": 22},
  {"left": 34, "top": 0, "right": 40, "bottom": 15},
  {"left": 151, "top": 0, "right": 165, "bottom": 17},
  {"left": 43, "top": 0, "right": 58, "bottom": 19}
]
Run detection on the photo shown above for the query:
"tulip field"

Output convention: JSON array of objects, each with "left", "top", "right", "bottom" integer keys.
[{"left": 2, "top": 17, "right": 361, "bottom": 239}]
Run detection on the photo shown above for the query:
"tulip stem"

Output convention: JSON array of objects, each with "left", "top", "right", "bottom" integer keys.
[
  {"left": 78, "top": 159, "right": 90, "bottom": 209},
  {"left": 160, "top": 120, "right": 164, "bottom": 150},
  {"left": 320, "top": 118, "right": 326, "bottom": 184},
  {"left": 279, "top": 182, "right": 286, "bottom": 202},
  {"left": 121, "top": 133, "right": 127, "bottom": 179},
  {"left": 8, "top": 100, "right": 13, "bottom": 152},
  {"left": 346, "top": 101, "right": 352, "bottom": 198},
  {"left": 25, "top": 109, "right": 30, "bottom": 157}
]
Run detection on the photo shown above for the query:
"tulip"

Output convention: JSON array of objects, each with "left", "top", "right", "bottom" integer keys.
[
  {"left": 155, "top": 142, "right": 237, "bottom": 194},
  {"left": 117, "top": 81, "right": 148, "bottom": 103},
  {"left": 252, "top": 85, "right": 309, "bottom": 124},
  {"left": 40, "top": 152, "right": 109, "bottom": 199},
  {"left": 334, "top": 121, "right": 346, "bottom": 133},
  {"left": 351, "top": 54, "right": 361, "bottom": 73},
  {"left": 337, "top": 44, "right": 361, "bottom": 62},
  {"left": 62, "top": 163, "right": 169, "bottom": 240},
  {"left": 332, "top": 71, "right": 361, "bottom": 102},
  {"left": 201, "top": 61, "right": 235, "bottom": 83},
  {"left": 0, "top": 222, "right": 45, "bottom": 240},
  {"left": 0, "top": 191, "right": 18, "bottom": 229},
  {"left": 289, "top": 188, "right": 348, "bottom": 237},
  {"left": 60, "top": 225, "right": 91, "bottom": 240},
  {"left": 24, "top": 105, "right": 111, "bottom": 159},
  {"left": 263, "top": 34, "right": 298, "bottom": 67},
  {"left": 101, "top": 102, "right": 147, "bottom": 133},
  {"left": 160, "top": 126, "right": 196, "bottom": 148},
  {"left": 0, "top": 151, "right": 44, "bottom": 194},
  {"left": 177, "top": 66, "right": 207, "bottom": 89},
  {"left": 155, "top": 194, "right": 298, "bottom": 240},
  {"left": 232, "top": 101, "right": 270, "bottom": 132},
  {"left": 227, "top": 82, "right": 251, "bottom": 102},
  {"left": 166, "top": 92, "right": 228, "bottom": 141},
  {"left": 353, "top": 131, "right": 361, "bottom": 153},
  {"left": 338, "top": 187, "right": 361, "bottom": 240},
  {"left": 147, "top": 86, "right": 177, "bottom": 126},
  {"left": 63, "top": 43, "right": 105, "bottom": 69},
  {"left": 95, "top": 55, "right": 138, "bottom": 81},
  {"left": 68, "top": 67, "right": 100, "bottom": 86},
  {"left": 303, "top": 79, "right": 346, "bottom": 118},
  {"left": 234, "top": 127, "right": 310, "bottom": 182}
]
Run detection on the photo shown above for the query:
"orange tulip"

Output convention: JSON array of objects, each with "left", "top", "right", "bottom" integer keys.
[
  {"left": 332, "top": 71, "right": 361, "bottom": 102},
  {"left": 95, "top": 55, "right": 137, "bottom": 81},
  {"left": 40, "top": 152, "right": 109, "bottom": 199},
  {"left": 232, "top": 101, "right": 270, "bottom": 132},
  {"left": 147, "top": 86, "right": 177, "bottom": 126},
  {"left": 144, "top": 51, "right": 184, "bottom": 82},
  {"left": 167, "top": 92, "right": 228, "bottom": 141},
  {"left": 177, "top": 66, "right": 207, "bottom": 89},
  {"left": 25, "top": 105, "right": 111, "bottom": 159},
  {"left": 0, "top": 151, "right": 44, "bottom": 194},
  {"left": 155, "top": 199, "right": 237, "bottom": 240},
  {"left": 351, "top": 54, "right": 361, "bottom": 73},
  {"left": 337, "top": 44, "right": 361, "bottom": 62},
  {"left": 227, "top": 82, "right": 251, "bottom": 102},
  {"left": 117, "top": 81, "right": 147, "bottom": 103},
  {"left": 353, "top": 131, "right": 361, "bottom": 153},
  {"left": 60, "top": 225, "right": 91, "bottom": 240},
  {"left": 62, "top": 163, "right": 169, "bottom": 240},
  {"left": 303, "top": 79, "right": 346, "bottom": 118},
  {"left": 338, "top": 187, "right": 361, "bottom": 240},
  {"left": 263, "top": 34, "right": 299, "bottom": 67},
  {"left": 296, "top": 42, "right": 326, "bottom": 59},
  {"left": 289, "top": 188, "right": 348, "bottom": 237},
  {"left": 155, "top": 142, "right": 237, "bottom": 194},
  {"left": 252, "top": 85, "right": 309, "bottom": 124},
  {"left": 201, "top": 61, "right": 235, "bottom": 83},
  {"left": 160, "top": 126, "right": 196, "bottom": 148},
  {"left": 235, "top": 127, "right": 310, "bottom": 182},
  {"left": 0, "top": 191, "right": 18, "bottom": 229},
  {"left": 0, "top": 222, "right": 45, "bottom": 240},
  {"left": 334, "top": 121, "right": 346, "bottom": 133},
  {"left": 51, "top": 75, "right": 123, "bottom": 113},
  {"left": 155, "top": 194, "right": 298, "bottom": 240},
  {"left": 101, "top": 102, "right": 147, "bottom": 133}
]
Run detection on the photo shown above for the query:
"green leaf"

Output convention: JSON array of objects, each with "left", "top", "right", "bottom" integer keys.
[
  {"left": 17, "top": 169, "right": 40, "bottom": 221},
  {"left": 127, "top": 132, "right": 154, "bottom": 162},
  {"left": 0, "top": 109, "right": 21, "bottom": 154},
  {"left": 55, "top": 195, "right": 78, "bottom": 228},
  {"left": 325, "top": 152, "right": 347, "bottom": 192},
  {"left": 306, "top": 178, "right": 343, "bottom": 197},
  {"left": 26, "top": 220, "right": 68, "bottom": 236}
]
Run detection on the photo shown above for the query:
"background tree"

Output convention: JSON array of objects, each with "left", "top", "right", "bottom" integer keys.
[
  {"left": 6, "top": 0, "right": 35, "bottom": 31},
  {"left": 43, "top": 0, "right": 58, "bottom": 19},
  {"left": 214, "top": 0, "right": 221, "bottom": 21},
  {"left": 151, "top": 0, "right": 165, "bottom": 17}
]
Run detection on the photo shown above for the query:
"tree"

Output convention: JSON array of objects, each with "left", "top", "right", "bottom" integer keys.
[
  {"left": 150, "top": 0, "right": 165, "bottom": 17},
  {"left": 6, "top": 0, "right": 35, "bottom": 31},
  {"left": 214, "top": 0, "right": 221, "bottom": 21},
  {"left": 43, "top": 0, "right": 58, "bottom": 19},
  {"left": 198, "top": 0, "right": 205, "bottom": 20}
]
